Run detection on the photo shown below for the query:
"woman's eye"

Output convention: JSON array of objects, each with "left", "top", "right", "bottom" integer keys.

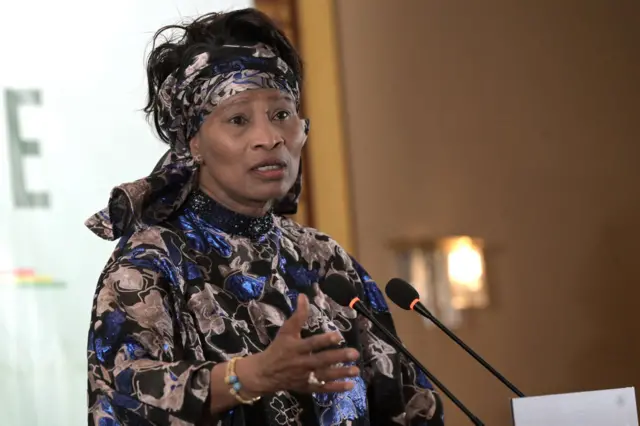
[
  {"left": 274, "top": 110, "right": 291, "bottom": 121},
  {"left": 229, "top": 116, "right": 248, "bottom": 126}
]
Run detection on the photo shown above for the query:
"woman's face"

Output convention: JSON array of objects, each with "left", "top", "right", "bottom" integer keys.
[{"left": 190, "top": 88, "right": 306, "bottom": 216}]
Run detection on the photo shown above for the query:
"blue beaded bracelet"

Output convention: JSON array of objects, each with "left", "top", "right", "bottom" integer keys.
[{"left": 224, "top": 357, "right": 261, "bottom": 405}]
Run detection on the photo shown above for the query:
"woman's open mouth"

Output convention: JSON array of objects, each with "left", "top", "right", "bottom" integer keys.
[{"left": 250, "top": 161, "right": 287, "bottom": 180}]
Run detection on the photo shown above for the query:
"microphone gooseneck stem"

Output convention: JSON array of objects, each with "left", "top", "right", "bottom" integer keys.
[
  {"left": 354, "top": 301, "right": 485, "bottom": 426},
  {"left": 414, "top": 303, "right": 525, "bottom": 398}
]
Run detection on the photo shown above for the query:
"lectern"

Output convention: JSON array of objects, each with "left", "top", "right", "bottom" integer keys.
[{"left": 511, "top": 387, "right": 638, "bottom": 426}]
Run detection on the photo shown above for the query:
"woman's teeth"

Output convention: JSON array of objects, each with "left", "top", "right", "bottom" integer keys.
[{"left": 257, "top": 165, "right": 283, "bottom": 171}]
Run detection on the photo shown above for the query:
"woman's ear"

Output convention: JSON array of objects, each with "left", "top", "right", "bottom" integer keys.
[
  {"left": 300, "top": 118, "right": 310, "bottom": 147},
  {"left": 189, "top": 135, "right": 200, "bottom": 158},
  {"left": 189, "top": 135, "right": 204, "bottom": 164}
]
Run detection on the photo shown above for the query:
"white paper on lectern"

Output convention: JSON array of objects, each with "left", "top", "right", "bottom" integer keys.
[{"left": 511, "top": 387, "right": 638, "bottom": 426}]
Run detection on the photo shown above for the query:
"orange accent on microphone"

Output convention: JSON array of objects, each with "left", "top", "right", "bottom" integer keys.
[
  {"left": 409, "top": 299, "right": 419, "bottom": 310},
  {"left": 349, "top": 297, "right": 361, "bottom": 309}
]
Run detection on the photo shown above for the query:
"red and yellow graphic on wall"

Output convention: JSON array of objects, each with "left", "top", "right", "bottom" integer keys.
[{"left": 0, "top": 268, "right": 65, "bottom": 287}]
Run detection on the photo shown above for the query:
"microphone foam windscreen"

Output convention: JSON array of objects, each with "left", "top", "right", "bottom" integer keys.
[
  {"left": 385, "top": 278, "right": 420, "bottom": 310},
  {"left": 320, "top": 275, "right": 357, "bottom": 307}
]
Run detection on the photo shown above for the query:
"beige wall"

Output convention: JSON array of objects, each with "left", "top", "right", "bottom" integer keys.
[{"left": 336, "top": 0, "right": 640, "bottom": 424}]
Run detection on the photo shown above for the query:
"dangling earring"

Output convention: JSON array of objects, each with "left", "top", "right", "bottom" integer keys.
[{"left": 194, "top": 155, "right": 203, "bottom": 165}]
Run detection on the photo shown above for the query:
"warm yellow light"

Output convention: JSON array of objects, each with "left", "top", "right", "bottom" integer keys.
[
  {"left": 447, "top": 238, "right": 484, "bottom": 290},
  {"left": 390, "top": 235, "right": 489, "bottom": 325}
]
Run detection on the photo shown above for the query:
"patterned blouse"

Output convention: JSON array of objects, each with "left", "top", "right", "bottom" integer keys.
[{"left": 87, "top": 190, "right": 445, "bottom": 426}]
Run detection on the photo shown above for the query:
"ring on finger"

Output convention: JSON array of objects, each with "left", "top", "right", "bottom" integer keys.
[{"left": 307, "top": 371, "right": 326, "bottom": 386}]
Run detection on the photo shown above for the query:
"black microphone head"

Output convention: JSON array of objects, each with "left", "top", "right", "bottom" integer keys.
[
  {"left": 320, "top": 274, "right": 358, "bottom": 307},
  {"left": 385, "top": 278, "right": 420, "bottom": 310}
]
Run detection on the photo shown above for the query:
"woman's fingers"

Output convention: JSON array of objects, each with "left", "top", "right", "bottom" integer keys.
[
  {"left": 278, "top": 294, "right": 310, "bottom": 337},
  {"left": 309, "top": 379, "right": 356, "bottom": 394},
  {"left": 265, "top": 346, "right": 361, "bottom": 394},
  {"left": 304, "top": 348, "right": 359, "bottom": 370},
  {"left": 315, "top": 365, "right": 360, "bottom": 383},
  {"left": 290, "top": 347, "right": 359, "bottom": 373},
  {"left": 296, "top": 331, "right": 342, "bottom": 353},
  {"left": 266, "top": 299, "right": 363, "bottom": 396}
]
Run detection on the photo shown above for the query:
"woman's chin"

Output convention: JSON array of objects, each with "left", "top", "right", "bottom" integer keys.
[
  {"left": 250, "top": 184, "right": 291, "bottom": 203},
  {"left": 258, "top": 192, "right": 289, "bottom": 206}
]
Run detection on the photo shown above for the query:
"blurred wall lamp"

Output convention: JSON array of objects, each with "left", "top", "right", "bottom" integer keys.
[{"left": 390, "top": 236, "right": 489, "bottom": 328}]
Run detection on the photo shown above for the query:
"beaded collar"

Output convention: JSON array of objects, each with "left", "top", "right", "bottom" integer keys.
[{"left": 184, "top": 189, "right": 274, "bottom": 240}]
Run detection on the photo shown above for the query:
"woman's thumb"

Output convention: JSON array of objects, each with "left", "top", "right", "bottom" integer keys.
[{"left": 279, "top": 294, "right": 309, "bottom": 336}]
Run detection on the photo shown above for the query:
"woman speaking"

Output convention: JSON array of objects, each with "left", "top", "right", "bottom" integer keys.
[{"left": 86, "top": 8, "right": 444, "bottom": 426}]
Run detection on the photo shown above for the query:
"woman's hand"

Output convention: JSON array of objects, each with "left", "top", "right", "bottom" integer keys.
[{"left": 238, "top": 294, "right": 360, "bottom": 395}]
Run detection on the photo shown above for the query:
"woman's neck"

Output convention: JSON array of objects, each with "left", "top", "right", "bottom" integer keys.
[
  {"left": 185, "top": 189, "right": 275, "bottom": 239},
  {"left": 198, "top": 184, "right": 272, "bottom": 218}
]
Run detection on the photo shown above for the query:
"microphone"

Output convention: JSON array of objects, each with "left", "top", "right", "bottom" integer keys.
[
  {"left": 385, "top": 278, "right": 525, "bottom": 398},
  {"left": 321, "top": 275, "right": 485, "bottom": 426}
]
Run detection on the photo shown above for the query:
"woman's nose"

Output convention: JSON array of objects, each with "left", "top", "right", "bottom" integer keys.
[{"left": 249, "top": 121, "right": 284, "bottom": 150}]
